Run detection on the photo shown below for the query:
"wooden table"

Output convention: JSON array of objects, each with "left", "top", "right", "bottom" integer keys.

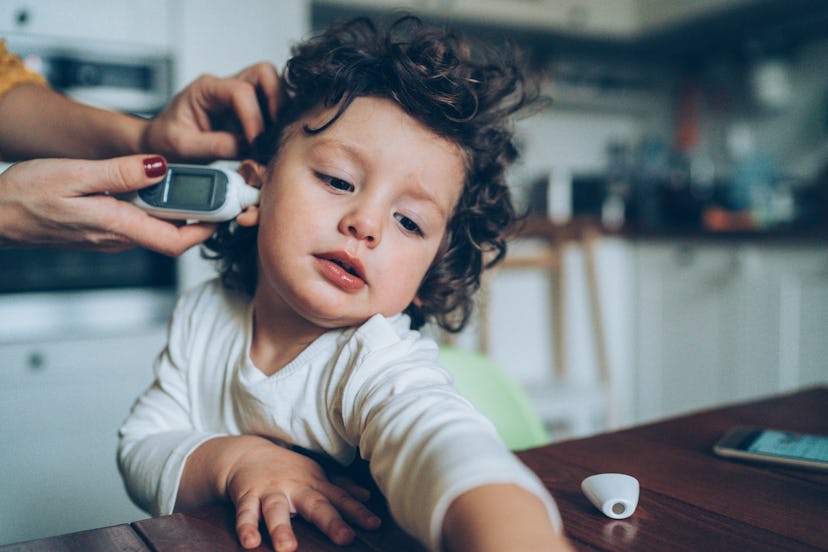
[{"left": 4, "top": 386, "right": 826, "bottom": 551}]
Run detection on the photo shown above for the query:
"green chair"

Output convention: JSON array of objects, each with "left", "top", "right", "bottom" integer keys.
[{"left": 438, "top": 346, "right": 549, "bottom": 450}]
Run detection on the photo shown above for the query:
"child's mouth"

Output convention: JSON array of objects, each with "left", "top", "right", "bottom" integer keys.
[
  {"left": 315, "top": 251, "right": 367, "bottom": 289},
  {"left": 331, "top": 258, "right": 359, "bottom": 277}
]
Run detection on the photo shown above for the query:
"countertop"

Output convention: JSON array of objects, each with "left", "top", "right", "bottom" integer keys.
[{"left": 517, "top": 216, "right": 828, "bottom": 245}]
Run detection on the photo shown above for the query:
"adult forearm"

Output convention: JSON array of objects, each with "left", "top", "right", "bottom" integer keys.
[{"left": 0, "top": 83, "right": 147, "bottom": 160}]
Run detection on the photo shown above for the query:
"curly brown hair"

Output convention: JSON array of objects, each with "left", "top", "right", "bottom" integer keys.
[{"left": 204, "top": 16, "right": 538, "bottom": 332}]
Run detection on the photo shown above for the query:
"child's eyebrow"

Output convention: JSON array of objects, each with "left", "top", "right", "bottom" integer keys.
[
  {"left": 309, "top": 137, "right": 364, "bottom": 164},
  {"left": 405, "top": 181, "right": 453, "bottom": 220},
  {"left": 311, "top": 137, "right": 455, "bottom": 219}
]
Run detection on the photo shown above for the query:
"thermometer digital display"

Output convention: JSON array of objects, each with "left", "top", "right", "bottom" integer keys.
[{"left": 131, "top": 164, "right": 259, "bottom": 221}]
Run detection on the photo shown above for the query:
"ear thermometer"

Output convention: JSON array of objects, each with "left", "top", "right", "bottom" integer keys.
[
  {"left": 131, "top": 163, "right": 259, "bottom": 221},
  {"left": 0, "top": 161, "right": 258, "bottom": 222}
]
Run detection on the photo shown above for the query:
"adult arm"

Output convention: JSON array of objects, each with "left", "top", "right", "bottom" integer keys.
[
  {"left": 0, "top": 62, "right": 278, "bottom": 252},
  {"left": 0, "top": 62, "right": 280, "bottom": 162},
  {"left": 0, "top": 83, "right": 146, "bottom": 161}
]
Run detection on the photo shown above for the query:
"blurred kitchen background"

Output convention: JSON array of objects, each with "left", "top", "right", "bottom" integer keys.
[{"left": 1, "top": 0, "right": 827, "bottom": 544}]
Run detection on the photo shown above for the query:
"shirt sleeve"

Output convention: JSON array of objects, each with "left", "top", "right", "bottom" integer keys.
[
  {"left": 0, "top": 41, "right": 47, "bottom": 99},
  {"left": 333, "top": 318, "right": 562, "bottom": 551},
  {"left": 117, "top": 285, "right": 227, "bottom": 516}
]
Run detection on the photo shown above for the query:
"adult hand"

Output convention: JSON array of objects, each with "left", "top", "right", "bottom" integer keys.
[
  {"left": 141, "top": 62, "right": 280, "bottom": 162},
  {"left": 0, "top": 155, "right": 215, "bottom": 255}
]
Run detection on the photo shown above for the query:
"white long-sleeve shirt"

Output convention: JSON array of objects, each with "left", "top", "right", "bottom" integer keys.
[{"left": 118, "top": 280, "right": 560, "bottom": 550}]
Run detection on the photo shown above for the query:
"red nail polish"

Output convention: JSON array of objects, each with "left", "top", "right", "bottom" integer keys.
[{"left": 143, "top": 156, "right": 167, "bottom": 178}]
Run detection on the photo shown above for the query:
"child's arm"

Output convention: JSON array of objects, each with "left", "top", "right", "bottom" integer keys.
[
  {"left": 335, "top": 326, "right": 567, "bottom": 550},
  {"left": 442, "top": 484, "right": 574, "bottom": 552},
  {"left": 178, "top": 434, "right": 381, "bottom": 551}
]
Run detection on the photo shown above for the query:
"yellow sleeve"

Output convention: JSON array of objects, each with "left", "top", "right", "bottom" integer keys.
[{"left": 0, "top": 40, "right": 48, "bottom": 99}]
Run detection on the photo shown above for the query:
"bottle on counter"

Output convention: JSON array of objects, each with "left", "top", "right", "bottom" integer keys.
[{"left": 726, "top": 123, "right": 779, "bottom": 227}]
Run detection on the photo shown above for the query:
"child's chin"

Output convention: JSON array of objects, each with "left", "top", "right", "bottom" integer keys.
[{"left": 300, "top": 309, "right": 373, "bottom": 330}]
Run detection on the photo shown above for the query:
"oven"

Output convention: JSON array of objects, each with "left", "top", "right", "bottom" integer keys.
[{"left": 0, "top": 36, "right": 177, "bottom": 341}]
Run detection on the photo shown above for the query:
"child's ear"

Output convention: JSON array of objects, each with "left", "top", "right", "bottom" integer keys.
[
  {"left": 237, "top": 159, "right": 266, "bottom": 187},
  {"left": 235, "top": 160, "right": 266, "bottom": 227}
]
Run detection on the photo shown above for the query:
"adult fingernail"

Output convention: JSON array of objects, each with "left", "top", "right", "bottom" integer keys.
[{"left": 143, "top": 156, "right": 167, "bottom": 178}]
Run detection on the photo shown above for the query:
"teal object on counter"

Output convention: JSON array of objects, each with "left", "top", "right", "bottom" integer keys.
[
  {"left": 439, "top": 346, "right": 549, "bottom": 450},
  {"left": 730, "top": 151, "right": 777, "bottom": 214}
]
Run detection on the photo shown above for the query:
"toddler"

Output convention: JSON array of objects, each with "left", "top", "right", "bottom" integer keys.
[{"left": 119, "top": 16, "right": 571, "bottom": 552}]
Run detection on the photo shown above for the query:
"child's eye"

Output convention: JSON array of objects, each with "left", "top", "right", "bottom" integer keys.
[
  {"left": 395, "top": 213, "right": 423, "bottom": 236},
  {"left": 319, "top": 173, "right": 355, "bottom": 192}
]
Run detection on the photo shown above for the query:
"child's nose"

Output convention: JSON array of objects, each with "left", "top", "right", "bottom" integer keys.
[{"left": 340, "top": 208, "right": 381, "bottom": 247}]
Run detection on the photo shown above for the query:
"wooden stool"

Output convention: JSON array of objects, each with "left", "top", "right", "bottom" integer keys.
[{"left": 476, "top": 222, "right": 615, "bottom": 438}]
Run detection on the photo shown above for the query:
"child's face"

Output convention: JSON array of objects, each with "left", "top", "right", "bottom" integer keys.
[{"left": 245, "top": 96, "right": 466, "bottom": 330}]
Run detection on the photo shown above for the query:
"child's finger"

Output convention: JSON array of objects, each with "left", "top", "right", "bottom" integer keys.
[
  {"left": 320, "top": 482, "right": 381, "bottom": 530},
  {"left": 293, "top": 489, "right": 355, "bottom": 545},
  {"left": 329, "top": 474, "right": 372, "bottom": 502},
  {"left": 261, "top": 492, "right": 297, "bottom": 552},
  {"left": 234, "top": 493, "right": 264, "bottom": 549}
]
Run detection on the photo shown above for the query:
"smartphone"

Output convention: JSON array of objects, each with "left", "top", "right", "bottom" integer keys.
[{"left": 713, "top": 427, "right": 828, "bottom": 472}]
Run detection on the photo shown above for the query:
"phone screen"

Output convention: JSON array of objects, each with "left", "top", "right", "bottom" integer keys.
[{"left": 747, "top": 430, "right": 828, "bottom": 462}]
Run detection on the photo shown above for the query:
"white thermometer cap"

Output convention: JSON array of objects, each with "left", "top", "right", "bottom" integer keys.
[
  {"left": 235, "top": 182, "right": 260, "bottom": 209},
  {"left": 581, "top": 473, "right": 639, "bottom": 519}
]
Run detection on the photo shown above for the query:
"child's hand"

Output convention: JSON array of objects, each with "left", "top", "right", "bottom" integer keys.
[{"left": 179, "top": 435, "right": 381, "bottom": 552}]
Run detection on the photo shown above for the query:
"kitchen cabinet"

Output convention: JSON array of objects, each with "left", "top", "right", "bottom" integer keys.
[
  {"left": 312, "top": 0, "right": 783, "bottom": 38},
  {"left": 0, "top": 328, "right": 166, "bottom": 545},
  {"left": 484, "top": 224, "right": 827, "bottom": 435},
  {"left": 754, "top": 246, "right": 828, "bottom": 392},
  {"left": 0, "top": 0, "right": 171, "bottom": 51},
  {"left": 633, "top": 241, "right": 828, "bottom": 423},
  {"left": 477, "top": 234, "right": 636, "bottom": 439},
  {"left": 1, "top": 0, "right": 308, "bottom": 91},
  {"left": 313, "top": 0, "right": 638, "bottom": 37},
  {"left": 167, "top": 0, "right": 308, "bottom": 91},
  {"left": 636, "top": 0, "right": 757, "bottom": 30}
]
